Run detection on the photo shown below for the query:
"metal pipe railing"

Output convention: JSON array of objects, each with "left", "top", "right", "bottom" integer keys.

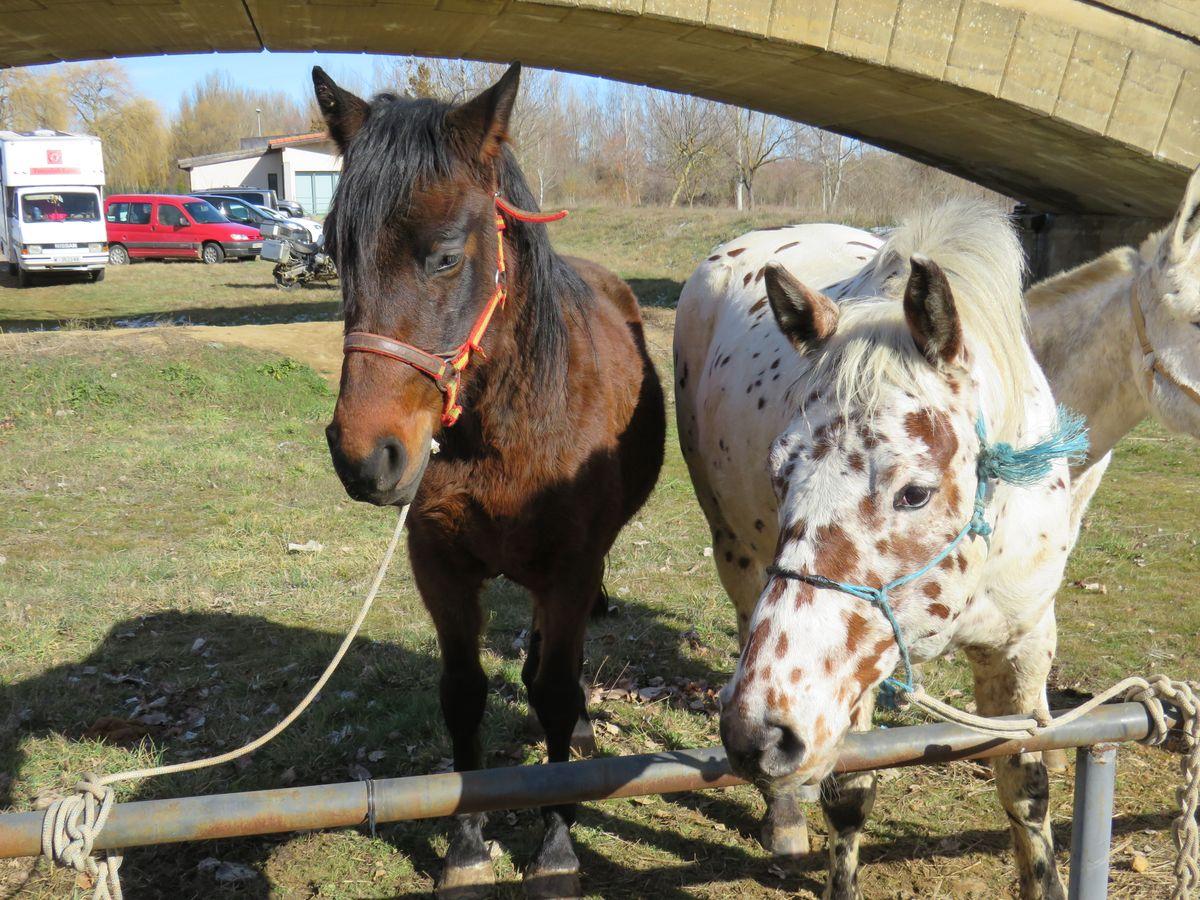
[{"left": 0, "top": 701, "right": 1176, "bottom": 859}]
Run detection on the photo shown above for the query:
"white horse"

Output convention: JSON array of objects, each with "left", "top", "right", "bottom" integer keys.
[
  {"left": 675, "top": 201, "right": 1078, "bottom": 898},
  {"left": 1026, "top": 166, "right": 1200, "bottom": 538}
]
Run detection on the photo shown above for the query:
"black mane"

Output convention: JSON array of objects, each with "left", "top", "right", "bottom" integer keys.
[{"left": 326, "top": 92, "right": 591, "bottom": 385}]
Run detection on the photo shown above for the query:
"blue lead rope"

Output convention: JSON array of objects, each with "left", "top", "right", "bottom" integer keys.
[{"left": 766, "top": 406, "right": 1089, "bottom": 701}]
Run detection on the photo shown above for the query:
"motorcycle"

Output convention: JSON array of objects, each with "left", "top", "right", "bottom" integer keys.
[{"left": 259, "top": 226, "right": 337, "bottom": 290}]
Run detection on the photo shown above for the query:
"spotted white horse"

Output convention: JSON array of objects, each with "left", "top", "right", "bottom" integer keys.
[{"left": 675, "top": 201, "right": 1081, "bottom": 898}]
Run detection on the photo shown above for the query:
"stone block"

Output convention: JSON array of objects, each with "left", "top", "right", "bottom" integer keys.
[
  {"left": 768, "top": 0, "right": 836, "bottom": 49},
  {"left": 827, "top": 0, "right": 901, "bottom": 64},
  {"left": 889, "top": 0, "right": 958, "bottom": 79},
  {"left": 1000, "top": 12, "right": 1074, "bottom": 115},
  {"left": 1056, "top": 32, "right": 1131, "bottom": 134},
  {"left": 944, "top": 0, "right": 1020, "bottom": 94}
]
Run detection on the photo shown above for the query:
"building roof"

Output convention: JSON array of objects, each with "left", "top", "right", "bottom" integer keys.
[{"left": 177, "top": 132, "right": 334, "bottom": 171}]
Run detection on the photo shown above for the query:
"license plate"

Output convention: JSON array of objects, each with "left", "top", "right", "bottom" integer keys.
[
  {"left": 53, "top": 256, "right": 82, "bottom": 264},
  {"left": 251, "top": 243, "right": 262, "bottom": 250}
]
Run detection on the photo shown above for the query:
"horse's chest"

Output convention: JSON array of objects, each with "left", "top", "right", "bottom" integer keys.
[{"left": 420, "top": 451, "right": 623, "bottom": 579}]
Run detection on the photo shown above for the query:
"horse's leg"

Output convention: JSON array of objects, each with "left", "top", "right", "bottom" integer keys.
[
  {"left": 970, "top": 621, "right": 1065, "bottom": 900},
  {"left": 522, "top": 575, "right": 595, "bottom": 900},
  {"left": 819, "top": 692, "right": 878, "bottom": 900},
  {"left": 411, "top": 543, "right": 492, "bottom": 899},
  {"left": 521, "top": 614, "right": 594, "bottom": 755}
]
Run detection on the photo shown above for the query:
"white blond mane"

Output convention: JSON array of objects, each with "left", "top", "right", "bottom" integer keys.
[{"left": 813, "top": 200, "right": 1032, "bottom": 439}]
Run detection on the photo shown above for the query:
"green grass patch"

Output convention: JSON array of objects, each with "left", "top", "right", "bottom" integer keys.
[{"left": 1, "top": 254, "right": 1196, "bottom": 896}]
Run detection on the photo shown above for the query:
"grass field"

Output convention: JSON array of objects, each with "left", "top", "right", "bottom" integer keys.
[{"left": 0, "top": 208, "right": 1197, "bottom": 898}]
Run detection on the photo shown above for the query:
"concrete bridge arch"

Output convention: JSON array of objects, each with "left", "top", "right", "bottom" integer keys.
[{"left": 3, "top": 0, "right": 1197, "bottom": 255}]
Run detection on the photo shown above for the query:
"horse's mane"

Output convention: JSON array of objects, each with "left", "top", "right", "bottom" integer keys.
[
  {"left": 814, "top": 200, "right": 1031, "bottom": 440},
  {"left": 327, "top": 92, "right": 591, "bottom": 383}
]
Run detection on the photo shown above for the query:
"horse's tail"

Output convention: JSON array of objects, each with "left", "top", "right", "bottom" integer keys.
[{"left": 591, "top": 581, "right": 612, "bottom": 618}]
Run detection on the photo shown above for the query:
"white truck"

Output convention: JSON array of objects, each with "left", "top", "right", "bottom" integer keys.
[{"left": 1, "top": 130, "right": 107, "bottom": 287}]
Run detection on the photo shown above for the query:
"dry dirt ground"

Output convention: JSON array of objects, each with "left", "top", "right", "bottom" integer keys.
[{"left": 0, "top": 308, "right": 678, "bottom": 387}]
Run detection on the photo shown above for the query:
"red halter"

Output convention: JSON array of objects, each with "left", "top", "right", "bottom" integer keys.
[{"left": 342, "top": 194, "right": 568, "bottom": 427}]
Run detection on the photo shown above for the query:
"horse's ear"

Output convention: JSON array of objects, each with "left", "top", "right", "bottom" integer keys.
[
  {"left": 1169, "top": 165, "right": 1200, "bottom": 262},
  {"left": 904, "top": 255, "right": 963, "bottom": 366},
  {"left": 447, "top": 63, "right": 521, "bottom": 163},
  {"left": 765, "top": 263, "right": 838, "bottom": 349},
  {"left": 312, "top": 67, "right": 370, "bottom": 152}
]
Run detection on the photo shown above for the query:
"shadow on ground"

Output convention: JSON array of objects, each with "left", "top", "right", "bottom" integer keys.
[
  {"left": 1, "top": 584, "right": 1145, "bottom": 898},
  {"left": 0, "top": 580, "right": 731, "bottom": 897},
  {"left": 627, "top": 278, "right": 683, "bottom": 310}
]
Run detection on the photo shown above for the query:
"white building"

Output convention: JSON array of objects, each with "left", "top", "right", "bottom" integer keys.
[{"left": 178, "top": 132, "right": 341, "bottom": 215}]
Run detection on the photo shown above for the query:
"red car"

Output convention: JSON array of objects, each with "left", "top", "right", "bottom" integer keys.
[{"left": 103, "top": 194, "right": 262, "bottom": 265}]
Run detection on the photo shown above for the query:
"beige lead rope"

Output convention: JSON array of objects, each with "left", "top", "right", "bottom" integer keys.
[
  {"left": 41, "top": 505, "right": 410, "bottom": 900},
  {"left": 903, "top": 676, "right": 1200, "bottom": 899}
]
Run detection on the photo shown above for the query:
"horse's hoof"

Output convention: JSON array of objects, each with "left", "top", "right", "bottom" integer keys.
[
  {"left": 1042, "top": 748, "right": 1068, "bottom": 771},
  {"left": 436, "top": 860, "right": 496, "bottom": 899},
  {"left": 523, "top": 867, "right": 581, "bottom": 899},
  {"left": 762, "top": 818, "right": 811, "bottom": 858}
]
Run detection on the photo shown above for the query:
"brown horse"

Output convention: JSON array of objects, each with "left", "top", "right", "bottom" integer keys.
[{"left": 313, "top": 64, "right": 665, "bottom": 897}]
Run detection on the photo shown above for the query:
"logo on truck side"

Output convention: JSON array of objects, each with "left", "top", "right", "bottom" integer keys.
[{"left": 46, "top": 149, "right": 62, "bottom": 164}]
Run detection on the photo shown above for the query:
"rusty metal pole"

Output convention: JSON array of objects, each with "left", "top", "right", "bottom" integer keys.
[
  {"left": 0, "top": 701, "right": 1175, "bottom": 860},
  {"left": 1067, "top": 744, "right": 1118, "bottom": 900}
]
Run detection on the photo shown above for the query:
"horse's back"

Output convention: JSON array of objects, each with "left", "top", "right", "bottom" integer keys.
[
  {"left": 564, "top": 255, "right": 643, "bottom": 324},
  {"left": 563, "top": 253, "right": 665, "bottom": 523},
  {"left": 674, "top": 223, "right": 880, "bottom": 606}
]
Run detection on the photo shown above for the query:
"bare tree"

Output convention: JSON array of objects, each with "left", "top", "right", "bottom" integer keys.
[
  {"left": 171, "top": 72, "right": 308, "bottom": 164},
  {"left": 645, "top": 90, "right": 721, "bottom": 207},
  {"left": 62, "top": 61, "right": 130, "bottom": 131},
  {"left": 722, "top": 108, "right": 787, "bottom": 210},
  {"left": 792, "top": 125, "right": 859, "bottom": 214}
]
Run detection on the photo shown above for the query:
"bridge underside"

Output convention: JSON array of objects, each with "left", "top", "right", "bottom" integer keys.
[{"left": 2, "top": 0, "right": 1197, "bottom": 219}]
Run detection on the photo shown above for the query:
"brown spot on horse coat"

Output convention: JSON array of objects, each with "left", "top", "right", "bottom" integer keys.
[
  {"left": 776, "top": 241, "right": 801, "bottom": 253},
  {"left": 858, "top": 492, "right": 880, "bottom": 524},
  {"left": 763, "top": 577, "right": 788, "bottom": 608},
  {"left": 928, "top": 602, "right": 950, "bottom": 619},
  {"left": 749, "top": 298, "right": 766, "bottom": 314},
  {"left": 813, "top": 523, "right": 860, "bottom": 581},
  {"left": 844, "top": 612, "right": 869, "bottom": 654},
  {"left": 775, "top": 631, "right": 789, "bottom": 659},
  {"left": 727, "top": 247, "right": 746, "bottom": 257},
  {"left": 743, "top": 620, "right": 770, "bottom": 672},
  {"left": 904, "top": 409, "right": 958, "bottom": 469},
  {"left": 922, "top": 582, "right": 942, "bottom": 600}
]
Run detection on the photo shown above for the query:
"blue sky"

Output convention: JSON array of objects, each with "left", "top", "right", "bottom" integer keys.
[{"left": 110, "top": 51, "right": 605, "bottom": 115}]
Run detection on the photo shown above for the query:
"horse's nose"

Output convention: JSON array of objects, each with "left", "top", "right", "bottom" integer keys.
[
  {"left": 362, "top": 436, "right": 407, "bottom": 494},
  {"left": 326, "top": 423, "right": 409, "bottom": 504},
  {"left": 721, "top": 711, "right": 807, "bottom": 779}
]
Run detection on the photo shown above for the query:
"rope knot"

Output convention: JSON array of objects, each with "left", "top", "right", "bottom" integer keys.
[
  {"left": 42, "top": 774, "right": 123, "bottom": 900},
  {"left": 974, "top": 406, "right": 1089, "bottom": 488},
  {"left": 968, "top": 497, "right": 992, "bottom": 538}
]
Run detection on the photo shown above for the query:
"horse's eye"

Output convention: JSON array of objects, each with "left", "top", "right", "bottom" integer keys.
[
  {"left": 894, "top": 485, "right": 935, "bottom": 510},
  {"left": 428, "top": 252, "right": 462, "bottom": 275}
]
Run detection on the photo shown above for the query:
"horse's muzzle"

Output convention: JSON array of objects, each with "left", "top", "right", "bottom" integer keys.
[
  {"left": 720, "top": 705, "right": 809, "bottom": 781},
  {"left": 326, "top": 422, "right": 422, "bottom": 507}
]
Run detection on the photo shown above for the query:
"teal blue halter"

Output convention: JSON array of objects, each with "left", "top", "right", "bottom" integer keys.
[{"left": 766, "top": 406, "right": 1089, "bottom": 699}]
